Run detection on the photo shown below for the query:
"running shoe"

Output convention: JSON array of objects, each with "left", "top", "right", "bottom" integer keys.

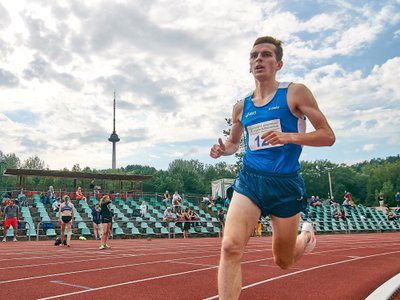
[
  {"left": 2, "top": 238, "right": 6, "bottom": 242},
  {"left": 105, "top": 244, "right": 111, "bottom": 249},
  {"left": 13, "top": 238, "right": 17, "bottom": 242},
  {"left": 99, "top": 244, "right": 106, "bottom": 250},
  {"left": 302, "top": 222, "right": 316, "bottom": 254}
]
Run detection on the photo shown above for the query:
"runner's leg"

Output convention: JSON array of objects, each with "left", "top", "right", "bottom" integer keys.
[
  {"left": 270, "top": 213, "right": 310, "bottom": 269},
  {"left": 218, "top": 192, "right": 261, "bottom": 300}
]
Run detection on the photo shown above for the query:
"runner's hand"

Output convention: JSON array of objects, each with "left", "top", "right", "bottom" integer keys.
[{"left": 210, "top": 138, "right": 225, "bottom": 158}]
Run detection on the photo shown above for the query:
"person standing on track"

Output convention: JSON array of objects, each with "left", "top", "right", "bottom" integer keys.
[
  {"left": 210, "top": 35, "right": 335, "bottom": 299},
  {"left": 91, "top": 203, "right": 102, "bottom": 240},
  {"left": 58, "top": 195, "right": 75, "bottom": 247},
  {"left": 99, "top": 195, "right": 112, "bottom": 250},
  {"left": 2, "top": 199, "right": 20, "bottom": 242}
]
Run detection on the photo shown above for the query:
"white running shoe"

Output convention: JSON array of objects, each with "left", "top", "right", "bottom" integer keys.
[
  {"left": 302, "top": 222, "right": 316, "bottom": 254},
  {"left": 13, "top": 238, "right": 17, "bottom": 242},
  {"left": 2, "top": 238, "right": 6, "bottom": 242}
]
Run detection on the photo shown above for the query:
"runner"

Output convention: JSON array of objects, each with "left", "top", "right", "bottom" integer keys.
[{"left": 210, "top": 35, "right": 335, "bottom": 299}]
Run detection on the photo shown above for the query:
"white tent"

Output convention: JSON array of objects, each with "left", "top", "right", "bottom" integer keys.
[{"left": 211, "top": 178, "right": 234, "bottom": 199}]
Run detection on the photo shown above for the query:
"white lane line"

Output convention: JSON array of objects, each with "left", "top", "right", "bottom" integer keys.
[
  {"left": 204, "top": 250, "right": 400, "bottom": 300},
  {"left": 38, "top": 266, "right": 217, "bottom": 300},
  {"left": 49, "top": 280, "right": 92, "bottom": 290}
]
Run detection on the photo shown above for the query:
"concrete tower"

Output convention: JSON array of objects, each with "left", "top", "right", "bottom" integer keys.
[{"left": 108, "top": 91, "right": 120, "bottom": 169}]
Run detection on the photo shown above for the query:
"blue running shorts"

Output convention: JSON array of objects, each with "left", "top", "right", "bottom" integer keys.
[{"left": 231, "top": 165, "right": 307, "bottom": 218}]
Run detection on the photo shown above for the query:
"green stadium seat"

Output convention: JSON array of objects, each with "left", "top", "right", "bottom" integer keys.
[
  {"left": 81, "top": 227, "right": 91, "bottom": 236},
  {"left": 131, "top": 227, "right": 140, "bottom": 235},
  {"left": 114, "top": 228, "right": 124, "bottom": 235},
  {"left": 46, "top": 229, "right": 57, "bottom": 237},
  {"left": 146, "top": 227, "right": 156, "bottom": 235}
]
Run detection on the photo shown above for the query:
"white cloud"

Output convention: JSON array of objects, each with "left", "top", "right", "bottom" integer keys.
[
  {"left": 0, "top": 0, "right": 399, "bottom": 170},
  {"left": 362, "top": 144, "right": 375, "bottom": 152}
]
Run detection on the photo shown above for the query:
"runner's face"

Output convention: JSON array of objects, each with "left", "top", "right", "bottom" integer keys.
[{"left": 249, "top": 43, "right": 282, "bottom": 79}]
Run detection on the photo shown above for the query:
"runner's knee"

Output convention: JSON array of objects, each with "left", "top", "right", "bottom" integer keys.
[{"left": 221, "top": 236, "right": 245, "bottom": 259}]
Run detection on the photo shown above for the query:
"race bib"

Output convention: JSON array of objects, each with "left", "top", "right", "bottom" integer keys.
[{"left": 248, "top": 119, "right": 283, "bottom": 151}]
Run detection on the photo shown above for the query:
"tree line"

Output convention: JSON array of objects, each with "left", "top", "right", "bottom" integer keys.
[{"left": 0, "top": 150, "right": 399, "bottom": 207}]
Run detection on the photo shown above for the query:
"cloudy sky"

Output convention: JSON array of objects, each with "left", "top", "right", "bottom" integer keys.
[{"left": 0, "top": 0, "right": 399, "bottom": 171}]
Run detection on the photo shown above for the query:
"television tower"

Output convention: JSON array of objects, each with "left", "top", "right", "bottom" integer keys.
[{"left": 108, "top": 91, "right": 120, "bottom": 169}]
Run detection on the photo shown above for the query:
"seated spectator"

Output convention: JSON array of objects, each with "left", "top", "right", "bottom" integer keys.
[
  {"left": 162, "top": 190, "right": 171, "bottom": 204},
  {"left": 75, "top": 187, "right": 87, "bottom": 202},
  {"left": 329, "top": 197, "right": 338, "bottom": 207},
  {"left": 342, "top": 198, "right": 350, "bottom": 207},
  {"left": 17, "top": 188, "right": 27, "bottom": 207},
  {"left": 340, "top": 207, "right": 346, "bottom": 220},
  {"left": 188, "top": 208, "right": 199, "bottom": 226},
  {"left": 310, "top": 196, "right": 322, "bottom": 208},
  {"left": 140, "top": 201, "right": 147, "bottom": 217},
  {"left": 344, "top": 192, "right": 355, "bottom": 209},
  {"left": 388, "top": 210, "right": 397, "bottom": 224},
  {"left": 172, "top": 191, "right": 182, "bottom": 213},
  {"left": 332, "top": 207, "right": 340, "bottom": 219},
  {"left": 202, "top": 195, "right": 211, "bottom": 205},
  {"left": 163, "top": 207, "right": 176, "bottom": 222},
  {"left": 52, "top": 197, "right": 61, "bottom": 213},
  {"left": 43, "top": 186, "right": 56, "bottom": 205}
]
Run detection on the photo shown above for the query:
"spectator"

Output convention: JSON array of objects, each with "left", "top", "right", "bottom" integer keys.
[
  {"left": 172, "top": 191, "right": 182, "bottom": 213},
  {"left": 140, "top": 201, "right": 147, "bottom": 217},
  {"left": 58, "top": 195, "right": 74, "bottom": 247},
  {"left": 189, "top": 208, "right": 200, "bottom": 227},
  {"left": 52, "top": 197, "right": 61, "bottom": 213},
  {"left": 395, "top": 192, "right": 400, "bottom": 208},
  {"left": 344, "top": 192, "right": 355, "bottom": 209},
  {"left": 217, "top": 208, "right": 225, "bottom": 238},
  {"left": 45, "top": 186, "right": 56, "bottom": 205},
  {"left": 202, "top": 195, "right": 211, "bottom": 205},
  {"left": 2, "top": 199, "right": 20, "bottom": 242},
  {"left": 182, "top": 208, "right": 191, "bottom": 239},
  {"left": 387, "top": 208, "right": 397, "bottom": 225},
  {"left": 332, "top": 206, "right": 340, "bottom": 219},
  {"left": 92, "top": 204, "right": 102, "bottom": 240},
  {"left": 175, "top": 209, "right": 185, "bottom": 228},
  {"left": 99, "top": 195, "right": 112, "bottom": 250},
  {"left": 254, "top": 217, "right": 263, "bottom": 237},
  {"left": 163, "top": 207, "right": 176, "bottom": 222},
  {"left": 162, "top": 190, "right": 171, "bottom": 205},
  {"left": 340, "top": 207, "right": 346, "bottom": 220},
  {"left": 75, "top": 187, "right": 87, "bottom": 202},
  {"left": 377, "top": 192, "right": 385, "bottom": 207},
  {"left": 89, "top": 180, "right": 101, "bottom": 196},
  {"left": 342, "top": 198, "right": 350, "bottom": 208},
  {"left": 329, "top": 197, "right": 338, "bottom": 207},
  {"left": 17, "top": 188, "right": 27, "bottom": 207},
  {"left": 310, "top": 196, "right": 322, "bottom": 208}
]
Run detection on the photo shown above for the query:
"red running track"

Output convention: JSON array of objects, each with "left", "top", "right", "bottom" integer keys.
[{"left": 0, "top": 233, "right": 399, "bottom": 299}]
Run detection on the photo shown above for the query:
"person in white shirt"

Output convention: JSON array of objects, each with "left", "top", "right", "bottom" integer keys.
[
  {"left": 140, "top": 201, "right": 147, "bottom": 217},
  {"left": 172, "top": 191, "right": 182, "bottom": 213}
]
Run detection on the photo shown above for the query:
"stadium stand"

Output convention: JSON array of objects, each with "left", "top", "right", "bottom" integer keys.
[{"left": 1, "top": 191, "right": 398, "bottom": 241}]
